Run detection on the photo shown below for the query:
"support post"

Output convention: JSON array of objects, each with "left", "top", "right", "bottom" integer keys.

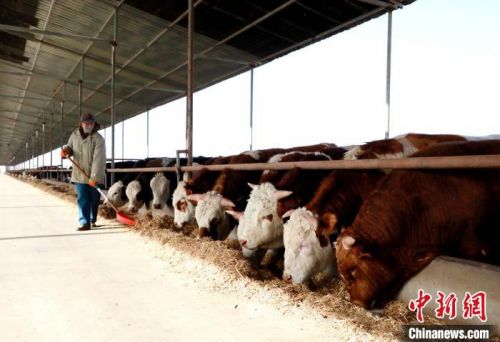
[
  {"left": 122, "top": 121, "right": 124, "bottom": 160},
  {"left": 186, "top": 0, "right": 194, "bottom": 168},
  {"left": 79, "top": 58, "right": 84, "bottom": 117},
  {"left": 110, "top": 9, "right": 117, "bottom": 184},
  {"left": 35, "top": 129, "right": 39, "bottom": 169},
  {"left": 250, "top": 68, "right": 254, "bottom": 151},
  {"left": 31, "top": 134, "right": 35, "bottom": 170},
  {"left": 385, "top": 10, "right": 393, "bottom": 140},
  {"left": 146, "top": 108, "right": 150, "bottom": 158},
  {"left": 25, "top": 141, "right": 28, "bottom": 170},
  {"left": 50, "top": 106, "right": 53, "bottom": 168}
]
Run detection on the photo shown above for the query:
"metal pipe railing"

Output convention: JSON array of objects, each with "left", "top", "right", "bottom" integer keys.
[{"left": 106, "top": 155, "right": 500, "bottom": 174}]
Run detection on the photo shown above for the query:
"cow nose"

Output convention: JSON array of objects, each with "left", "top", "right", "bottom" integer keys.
[
  {"left": 153, "top": 203, "right": 161, "bottom": 209},
  {"left": 130, "top": 207, "right": 138, "bottom": 213},
  {"left": 198, "top": 227, "right": 210, "bottom": 238},
  {"left": 239, "top": 240, "right": 247, "bottom": 247},
  {"left": 283, "top": 273, "right": 292, "bottom": 282}
]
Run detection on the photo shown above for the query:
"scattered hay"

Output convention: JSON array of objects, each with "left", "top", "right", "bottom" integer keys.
[
  {"left": 13, "top": 174, "right": 497, "bottom": 340},
  {"left": 99, "top": 206, "right": 116, "bottom": 219},
  {"left": 133, "top": 216, "right": 409, "bottom": 340}
]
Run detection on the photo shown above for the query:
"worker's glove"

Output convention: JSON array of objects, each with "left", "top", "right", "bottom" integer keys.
[
  {"left": 60, "top": 145, "right": 73, "bottom": 159},
  {"left": 88, "top": 179, "right": 97, "bottom": 187}
]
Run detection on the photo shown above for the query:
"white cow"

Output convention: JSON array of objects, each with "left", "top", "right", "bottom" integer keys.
[
  {"left": 282, "top": 207, "right": 336, "bottom": 284},
  {"left": 230, "top": 183, "right": 292, "bottom": 251},
  {"left": 150, "top": 172, "right": 171, "bottom": 210},
  {"left": 188, "top": 191, "right": 235, "bottom": 240},
  {"left": 173, "top": 181, "right": 196, "bottom": 227},
  {"left": 106, "top": 180, "right": 128, "bottom": 208}
]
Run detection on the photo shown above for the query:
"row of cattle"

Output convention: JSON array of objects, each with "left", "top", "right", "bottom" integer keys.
[{"left": 104, "top": 133, "right": 500, "bottom": 310}]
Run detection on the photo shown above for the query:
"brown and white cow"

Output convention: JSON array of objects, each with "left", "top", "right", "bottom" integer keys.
[
  {"left": 343, "top": 133, "right": 467, "bottom": 160},
  {"left": 188, "top": 145, "right": 340, "bottom": 240},
  {"left": 281, "top": 169, "right": 384, "bottom": 283},
  {"left": 336, "top": 140, "right": 500, "bottom": 309},
  {"left": 231, "top": 150, "right": 345, "bottom": 251}
]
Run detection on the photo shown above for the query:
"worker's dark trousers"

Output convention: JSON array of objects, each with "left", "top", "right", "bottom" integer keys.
[{"left": 76, "top": 183, "right": 100, "bottom": 225}]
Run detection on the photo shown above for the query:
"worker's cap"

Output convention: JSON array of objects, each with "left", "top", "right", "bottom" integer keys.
[{"left": 80, "top": 113, "right": 96, "bottom": 123}]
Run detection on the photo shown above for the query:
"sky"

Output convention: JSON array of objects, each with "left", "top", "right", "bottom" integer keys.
[{"left": 8, "top": 0, "right": 500, "bottom": 171}]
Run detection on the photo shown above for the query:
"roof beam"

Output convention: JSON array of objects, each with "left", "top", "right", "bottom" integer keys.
[
  {"left": 94, "top": 0, "right": 297, "bottom": 118},
  {"left": 62, "top": 0, "right": 204, "bottom": 119},
  {"left": 351, "top": 0, "right": 399, "bottom": 9},
  {"left": 15, "top": 0, "right": 56, "bottom": 132},
  {"left": 0, "top": 24, "right": 110, "bottom": 43}
]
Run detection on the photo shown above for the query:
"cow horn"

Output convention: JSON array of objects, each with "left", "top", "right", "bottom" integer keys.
[
  {"left": 248, "top": 183, "right": 257, "bottom": 189},
  {"left": 186, "top": 193, "right": 205, "bottom": 202},
  {"left": 305, "top": 213, "right": 318, "bottom": 227},
  {"left": 341, "top": 235, "right": 356, "bottom": 250},
  {"left": 226, "top": 210, "right": 243, "bottom": 220},
  {"left": 274, "top": 190, "right": 293, "bottom": 201},
  {"left": 281, "top": 209, "right": 296, "bottom": 218},
  {"left": 221, "top": 197, "right": 236, "bottom": 208}
]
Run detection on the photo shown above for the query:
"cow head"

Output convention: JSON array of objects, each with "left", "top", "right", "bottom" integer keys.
[
  {"left": 125, "top": 180, "right": 144, "bottom": 212},
  {"left": 150, "top": 173, "right": 170, "bottom": 210},
  {"left": 282, "top": 207, "right": 336, "bottom": 284},
  {"left": 336, "top": 228, "right": 400, "bottom": 309},
  {"left": 173, "top": 181, "right": 196, "bottom": 227},
  {"left": 107, "top": 180, "right": 128, "bottom": 208},
  {"left": 191, "top": 191, "right": 235, "bottom": 240},
  {"left": 226, "top": 211, "right": 258, "bottom": 258},
  {"left": 237, "top": 183, "right": 292, "bottom": 251}
]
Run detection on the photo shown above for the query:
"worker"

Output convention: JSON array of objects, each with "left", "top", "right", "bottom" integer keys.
[{"left": 60, "top": 113, "right": 106, "bottom": 231}]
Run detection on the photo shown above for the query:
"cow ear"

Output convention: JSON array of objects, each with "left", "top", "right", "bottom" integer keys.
[
  {"left": 248, "top": 183, "right": 257, "bottom": 190},
  {"left": 226, "top": 210, "right": 243, "bottom": 221},
  {"left": 341, "top": 235, "right": 356, "bottom": 250},
  {"left": 274, "top": 190, "right": 293, "bottom": 201},
  {"left": 221, "top": 197, "right": 236, "bottom": 208}
]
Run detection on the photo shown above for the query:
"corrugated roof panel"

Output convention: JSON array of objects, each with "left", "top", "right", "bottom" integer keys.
[{"left": 0, "top": 0, "right": 417, "bottom": 164}]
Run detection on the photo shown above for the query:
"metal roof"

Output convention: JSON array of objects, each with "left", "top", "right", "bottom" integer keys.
[{"left": 0, "top": 0, "right": 415, "bottom": 165}]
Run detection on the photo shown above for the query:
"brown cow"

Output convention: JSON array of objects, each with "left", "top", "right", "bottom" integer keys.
[{"left": 336, "top": 140, "right": 500, "bottom": 308}]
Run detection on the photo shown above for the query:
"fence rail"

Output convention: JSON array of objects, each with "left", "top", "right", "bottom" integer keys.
[{"left": 105, "top": 154, "right": 500, "bottom": 173}]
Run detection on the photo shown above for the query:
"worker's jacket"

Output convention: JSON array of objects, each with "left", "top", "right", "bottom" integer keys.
[{"left": 67, "top": 125, "right": 106, "bottom": 184}]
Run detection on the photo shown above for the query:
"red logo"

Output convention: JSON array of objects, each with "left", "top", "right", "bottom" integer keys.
[
  {"left": 409, "top": 290, "right": 487, "bottom": 323},
  {"left": 462, "top": 291, "right": 487, "bottom": 322},
  {"left": 435, "top": 291, "right": 457, "bottom": 319},
  {"left": 409, "top": 289, "right": 432, "bottom": 323}
]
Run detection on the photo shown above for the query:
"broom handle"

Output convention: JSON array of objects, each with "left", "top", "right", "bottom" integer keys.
[
  {"left": 67, "top": 156, "right": 91, "bottom": 179},
  {"left": 67, "top": 156, "right": 120, "bottom": 212}
]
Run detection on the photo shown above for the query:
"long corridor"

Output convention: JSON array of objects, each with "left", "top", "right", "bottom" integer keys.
[{"left": 0, "top": 174, "right": 372, "bottom": 342}]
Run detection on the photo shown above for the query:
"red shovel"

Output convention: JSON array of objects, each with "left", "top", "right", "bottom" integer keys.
[{"left": 67, "top": 156, "right": 136, "bottom": 226}]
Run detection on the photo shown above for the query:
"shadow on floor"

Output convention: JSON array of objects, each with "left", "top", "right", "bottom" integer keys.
[{"left": 0, "top": 230, "right": 128, "bottom": 241}]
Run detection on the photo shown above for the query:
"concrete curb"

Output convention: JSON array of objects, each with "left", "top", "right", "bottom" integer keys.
[{"left": 398, "top": 256, "right": 500, "bottom": 334}]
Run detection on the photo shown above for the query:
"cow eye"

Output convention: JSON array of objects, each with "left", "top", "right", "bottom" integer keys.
[
  {"left": 264, "top": 214, "right": 273, "bottom": 221},
  {"left": 348, "top": 269, "right": 357, "bottom": 281}
]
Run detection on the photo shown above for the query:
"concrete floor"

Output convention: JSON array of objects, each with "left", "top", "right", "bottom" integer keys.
[{"left": 0, "top": 175, "right": 365, "bottom": 342}]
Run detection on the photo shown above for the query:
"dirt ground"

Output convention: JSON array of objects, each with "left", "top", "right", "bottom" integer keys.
[{"left": 12, "top": 175, "right": 480, "bottom": 341}]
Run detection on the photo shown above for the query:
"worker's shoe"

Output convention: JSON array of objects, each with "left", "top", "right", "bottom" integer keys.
[
  {"left": 91, "top": 222, "right": 98, "bottom": 228},
  {"left": 77, "top": 223, "right": 91, "bottom": 231}
]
